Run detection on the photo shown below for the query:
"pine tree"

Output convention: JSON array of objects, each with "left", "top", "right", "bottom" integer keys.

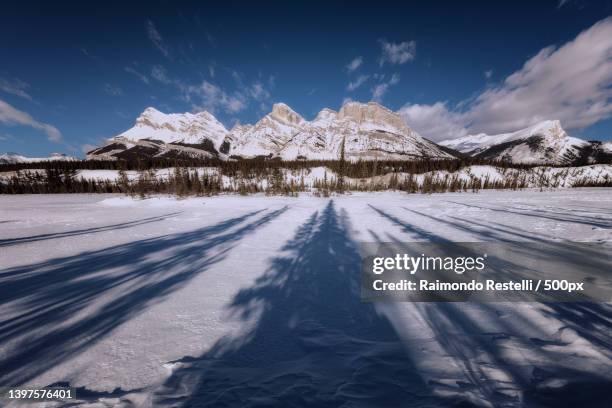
[{"left": 337, "top": 136, "right": 346, "bottom": 193}]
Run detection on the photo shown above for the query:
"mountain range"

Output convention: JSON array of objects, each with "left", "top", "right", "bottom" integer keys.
[
  {"left": 87, "top": 102, "right": 455, "bottom": 162},
  {"left": 439, "top": 120, "right": 611, "bottom": 165},
  {"left": 0, "top": 152, "right": 76, "bottom": 165},
  {"left": 3, "top": 102, "right": 610, "bottom": 165}
]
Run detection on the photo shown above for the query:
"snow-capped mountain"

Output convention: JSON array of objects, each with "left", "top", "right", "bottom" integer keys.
[
  {"left": 278, "top": 102, "right": 453, "bottom": 160},
  {"left": 223, "top": 103, "right": 306, "bottom": 158},
  {"left": 116, "top": 107, "right": 228, "bottom": 145},
  {"left": 89, "top": 102, "right": 454, "bottom": 161},
  {"left": 0, "top": 152, "right": 77, "bottom": 164},
  {"left": 439, "top": 120, "right": 604, "bottom": 164},
  {"left": 87, "top": 107, "right": 229, "bottom": 160}
]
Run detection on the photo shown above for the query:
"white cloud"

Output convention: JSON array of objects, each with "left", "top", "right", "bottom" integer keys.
[
  {"left": 146, "top": 20, "right": 171, "bottom": 59},
  {"left": 371, "top": 73, "right": 399, "bottom": 102},
  {"left": 190, "top": 81, "right": 246, "bottom": 114},
  {"left": 398, "top": 102, "right": 468, "bottom": 141},
  {"left": 125, "top": 66, "right": 149, "bottom": 84},
  {"left": 347, "top": 75, "right": 369, "bottom": 91},
  {"left": 346, "top": 56, "right": 363, "bottom": 72},
  {"left": 103, "top": 83, "right": 123, "bottom": 96},
  {"left": 398, "top": 17, "right": 612, "bottom": 141},
  {"left": 208, "top": 63, "right": 216, "bottom": 78},
  {"left": 484, "top": 69, "right": 493, "bottom": 79},
  {"left": 379, "top": 40, "right": 416, "bottom": 66},
  {"left": 0, "top": 78, "right": 32, "bottom": 101},
  {"left": 0, "top": 98, "right": 62, "bottom": 142}
]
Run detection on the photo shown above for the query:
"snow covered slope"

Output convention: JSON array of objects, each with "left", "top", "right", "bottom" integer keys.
[
  {"left": 115, "top": 107, "right": 228, "bottom": 146},
  {"left": 439, "top": 120, "right": 596, "bottom": 164},
  {"left": 224, "top": 102, "right": 455, "bottom": 161},
  {"left": 223, "top": 103, "right": 306, "bottom": 158},
  {"left": 0, "top": 152, "right": 77, "bottom": 164},
  {"left": 87, "top": 107, "right": 229, "bottom": 160},
  {"left": 88, "top": 102, "right": 455, "bottom": 161}
]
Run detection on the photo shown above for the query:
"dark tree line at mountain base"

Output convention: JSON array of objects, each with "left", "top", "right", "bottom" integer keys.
[
  {"left": 0, "top": 156, "right": 549, "bottom": 175},
  {"left": 1, "top": 162, "right": 610, "bottom": 195}
]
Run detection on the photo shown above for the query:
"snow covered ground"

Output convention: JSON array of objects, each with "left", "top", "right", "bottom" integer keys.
[{"left": 0, "top": 189, "right": 611, "bottom": 407}]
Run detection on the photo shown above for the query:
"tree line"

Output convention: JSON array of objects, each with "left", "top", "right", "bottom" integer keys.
[{"left": 1, "top": 155, "right": 609, "bottom": 195}]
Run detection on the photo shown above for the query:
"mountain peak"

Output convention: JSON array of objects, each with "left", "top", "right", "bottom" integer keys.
[
  {"left": 140, "top": 106, "right": 164, "bottom": 116},
  {"left": 313, "top": 108, "right": 338, "bottom": 124},
  {"left": 270, "top": 103, "right": 304, "bottom": 124},
  {"left": 338, "top": 100, "right": 409, "bottom": 133}
]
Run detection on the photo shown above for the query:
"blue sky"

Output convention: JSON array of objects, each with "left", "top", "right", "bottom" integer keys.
[{"left": 1, "top": 0, "right": 611, "bottom": 157}]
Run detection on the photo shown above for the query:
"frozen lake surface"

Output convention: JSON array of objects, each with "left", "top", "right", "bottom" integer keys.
[{"left": 0, "top": 189, "right": 611, "bottom": 407}]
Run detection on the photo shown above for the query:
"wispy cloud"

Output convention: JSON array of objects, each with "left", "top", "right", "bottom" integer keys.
[
  {"left": 190, "top": 81, "right": 246, "bottom": 114},
  {"left": 0, "top": 77, "right": 32, "bottom": 101},
  {"left": 347, "top": 74, "right": 369, "bottom": 91},
  {"left": 346, "top": 56, "right": 363, "bottom": 73},
  {"left": 558, "top": 0, "right": 569, "bottom": 8},
  {"left": 146, "top": 20, "right": 171, "bottom": 59},
  {"left": 399, "top": 17, "right": 612, "bottom": 141},
  {"left": 0, "top": 98, "right": 62, "bottom": 142},
  {"left": 151, "top": 65, "right": 172, "bottom": 84},
  {"left": 249, "top": 81, "right": 270, "bottom": 101},
  {"left": 371, "top": 73, "right": 399, "bottom": 102},
  {"left": 103, "top": 83, "right": 123, "bottom": 96},
  {"left": 150, "top": 65, "right": 272, "bottom": 115},
  {"left": 379, "top": 40, "right": 416, "bottom": 66},
  {"left": 484, "top": 69, "right": 493, "bottom": 79},
  {"left": 125, "top": 66, "right": 149, "bottom": 84}
]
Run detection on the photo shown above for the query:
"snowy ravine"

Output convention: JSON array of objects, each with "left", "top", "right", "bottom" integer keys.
[{"left": 0, "top": 190, "right": 611, "bottom": 407}]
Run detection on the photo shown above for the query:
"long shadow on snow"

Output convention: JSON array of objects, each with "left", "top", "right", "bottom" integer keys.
[
  {"left": 369, "top": 206, "right": 612, "bottom": 406},
  {"left": 154, "top": 201, "right": 457, "bottom": 407},
  {"left": 444, "top": 201, "right": 611, "bottom": 230},
  {"left": 0, "top": 212, "right": 183, "bottom": 248},
  {"left": 0, "top": 207, "right": 288, "bottom": 386}
]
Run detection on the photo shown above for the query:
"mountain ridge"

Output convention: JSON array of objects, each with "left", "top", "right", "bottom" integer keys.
[
  {"left": 88, "top": 101, "right": 454, "bottom": 162},
  {"left": 81, "top": 102, "right": 610, "bottom": 165},
  {"left": 440, "top": 120, "right": 611, "bottom": 164}
]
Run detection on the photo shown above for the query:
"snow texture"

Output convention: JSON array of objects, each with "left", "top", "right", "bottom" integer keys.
[{"left": 0, "top": 190, "right": 611, "bottom": 407}]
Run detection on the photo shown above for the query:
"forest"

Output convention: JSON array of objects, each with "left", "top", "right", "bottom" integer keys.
[{"left": 0, "top": 157, "right": 610, "bottom": 195}]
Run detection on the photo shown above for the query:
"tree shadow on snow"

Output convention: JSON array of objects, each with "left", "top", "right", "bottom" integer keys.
[
  {"left": 0, "top": 212, "right": 183, "bottom": 248},
  {"left": 0, "top": 207, "right": 288, "bottom": 386},
  {"left": 154, "top": 201, "right": 460, "bottom": 407},
  {"left": 366, "top": 205, "right": 612, "bottom": 407}
]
